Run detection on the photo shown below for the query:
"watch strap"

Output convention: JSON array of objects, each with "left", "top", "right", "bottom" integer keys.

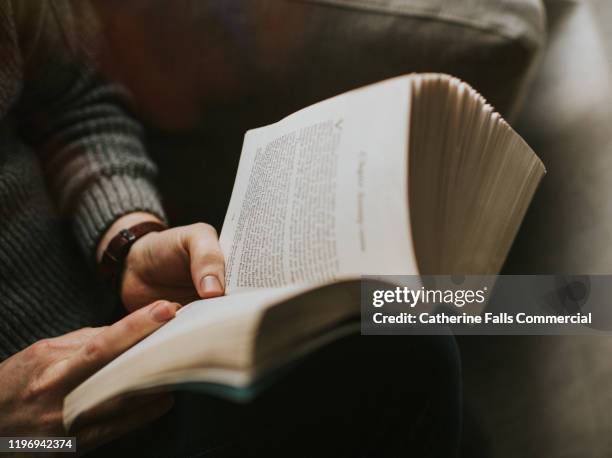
[{"left": 98, "top": 221, "right": 167, "bottom": 287}]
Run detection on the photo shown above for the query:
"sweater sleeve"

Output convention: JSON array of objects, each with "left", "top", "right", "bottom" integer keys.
[{"left": 13, "top": 0, "right": 166, "bottom": 263}]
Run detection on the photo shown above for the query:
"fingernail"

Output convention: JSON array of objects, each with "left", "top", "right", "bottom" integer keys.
[
  {"left": 200, "top": 275, "right": 223, "bottom": 297},
  {"left": 151, "top": 301, "right": 179, "bottom": 322}
]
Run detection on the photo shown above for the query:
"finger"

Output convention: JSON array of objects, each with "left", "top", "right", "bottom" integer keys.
[
  {"left": 76, "top": 394, "right": 174, "bottom": 454},
  {"left": 26, "top": 328, "right": 106, "bottom": 363},
  {"left": 64, "top": 300, "right": 181, "bottom": 385},
  {"left": 55, "top": 327, "right": 107, "bottom": 347},
  {"left": 180, "top": 223, "right": 225, "bottom": 299}
]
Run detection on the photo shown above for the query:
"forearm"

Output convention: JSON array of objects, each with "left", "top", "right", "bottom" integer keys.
[{"left": 15, "top": 0, "right": 166, "bottom": 264}]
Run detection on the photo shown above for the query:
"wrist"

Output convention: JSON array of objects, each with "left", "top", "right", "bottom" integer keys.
[
  {"left": 97, "top": 212, "right": 164, "bottom": 264},
  {"left": 97, "top": 218, "right": 168, "bottom": 293}
]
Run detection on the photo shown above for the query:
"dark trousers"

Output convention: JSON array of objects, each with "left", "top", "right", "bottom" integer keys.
[{"left": 92, "top": 334, "right": 462, "bottom": 457}]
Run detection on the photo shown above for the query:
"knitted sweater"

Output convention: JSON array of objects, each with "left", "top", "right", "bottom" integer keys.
[{"left": 0, "top": 1, "right": 165, "bottom": 359}]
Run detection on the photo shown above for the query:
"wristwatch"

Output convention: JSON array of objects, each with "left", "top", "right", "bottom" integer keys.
[{"left": 98, "top": 221, "right": 167, "bottom": 289}]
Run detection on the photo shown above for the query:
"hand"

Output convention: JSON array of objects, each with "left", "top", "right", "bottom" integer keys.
[
  {"left": 0, "top": 300, "right": 181, "bottom": 454},
  {"left": 97, "top": 213, "right": 225, "bottom": 312}
]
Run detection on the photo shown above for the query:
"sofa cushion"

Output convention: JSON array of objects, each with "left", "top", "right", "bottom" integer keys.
[
  {"left": 252, "top": 0, "right": 546, "bottom": 119},
  {"left": 94, "top": 0, "right": 547, "bottom": 226}
]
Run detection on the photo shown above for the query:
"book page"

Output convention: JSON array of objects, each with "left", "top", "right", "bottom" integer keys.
[
  {"left": 63, "top": 280, "right": 363, "bottom": 429},
  {"left": 63, "top": 284, "right": 314, "bottom": 429},
  {"left": 220, "top": 76, "right": 419, "bottom": 293}
]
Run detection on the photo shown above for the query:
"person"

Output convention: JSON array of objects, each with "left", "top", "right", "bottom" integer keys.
[
  {"left": 0, "top": 1, "right": 462, "bottom": 456},
  {"left": 0, "top": 0, "right": 225, "bottom": 450}
]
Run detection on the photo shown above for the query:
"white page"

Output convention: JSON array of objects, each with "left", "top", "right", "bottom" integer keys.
[{"left": 220, "top": 76, "right": 419, "bottom": 293}]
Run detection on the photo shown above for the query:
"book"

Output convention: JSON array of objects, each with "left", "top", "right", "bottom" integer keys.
[{"left": 63, "top": 74, "right": 545, "bottom": 428}]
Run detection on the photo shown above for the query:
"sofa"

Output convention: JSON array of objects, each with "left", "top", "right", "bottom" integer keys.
[{"left": 465, "top": 1, "right": 612, "bottom": 457}]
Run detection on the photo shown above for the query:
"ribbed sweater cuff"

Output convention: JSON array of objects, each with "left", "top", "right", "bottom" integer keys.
[{"left": 72, "top": 174, "right": 167, "bottom": 263}]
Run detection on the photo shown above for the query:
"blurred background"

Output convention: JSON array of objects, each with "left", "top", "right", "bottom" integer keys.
[
  {"left": 90, "top": 0, "right": 612, "bottom": 456},
  {"left": 465, "top": 1, "right": 612, "bottom": 457}
]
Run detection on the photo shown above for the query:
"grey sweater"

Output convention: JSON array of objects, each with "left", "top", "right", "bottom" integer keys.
[{"left": 0, "top": 1, "right": 165, "bottom": 359}]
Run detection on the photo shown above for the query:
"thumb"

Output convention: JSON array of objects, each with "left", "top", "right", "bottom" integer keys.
[{"left": 181, "top": 223, "right": 225, "bottom": 298}]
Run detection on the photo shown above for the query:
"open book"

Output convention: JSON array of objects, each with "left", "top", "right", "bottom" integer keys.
[{"left": 63, "top": 74, "right": 544, "bottom": 428}]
